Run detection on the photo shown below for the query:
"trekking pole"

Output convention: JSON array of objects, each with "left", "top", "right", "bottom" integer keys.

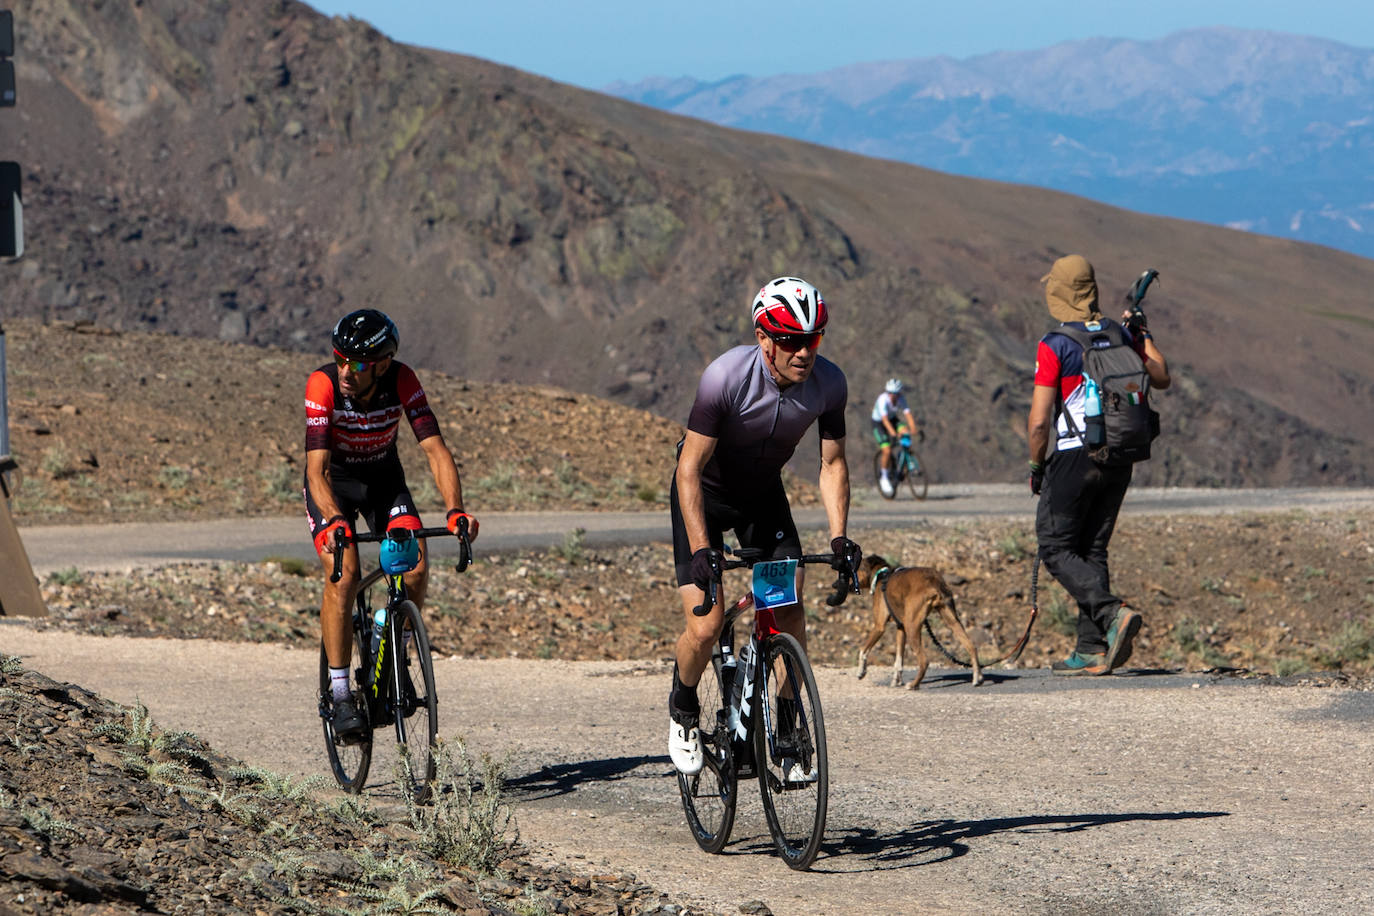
[{"left": 1124, "top": 268, "right": 1160, "bottom": 332}]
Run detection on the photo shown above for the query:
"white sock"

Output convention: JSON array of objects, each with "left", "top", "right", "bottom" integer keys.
[{"left": 330, "top": 667, "right": 351, "bottom": 702}]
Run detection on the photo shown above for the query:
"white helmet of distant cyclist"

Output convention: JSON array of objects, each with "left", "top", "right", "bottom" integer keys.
[
  {"left": 885, "top": 378, "right": 903, "bottom": 395},
  {"left": 752, "top": 277, "right": 828, "bottom": 335}
]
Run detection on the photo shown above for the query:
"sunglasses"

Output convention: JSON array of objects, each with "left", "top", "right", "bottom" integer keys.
[
  {"left": 334, "top": 352, "right": 380, "bottom": 372},
  {"left": 766, "top": 330, "right": 823, "bottom": 352}
]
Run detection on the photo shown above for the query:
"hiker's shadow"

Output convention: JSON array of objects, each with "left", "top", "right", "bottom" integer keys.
[
  {"left": 505, "top": 755, "right": 667, "bottom": 801},
  {"left": 815, "top": 810, "right": 1229, "bottom": 873}
]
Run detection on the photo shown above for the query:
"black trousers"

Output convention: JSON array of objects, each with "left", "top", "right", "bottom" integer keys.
[{"left": 1035, "top": 447, "right": 1133, "bottom": 654}]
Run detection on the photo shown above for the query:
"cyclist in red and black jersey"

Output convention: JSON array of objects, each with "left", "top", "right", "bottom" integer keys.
[{"left": 304, "top": 309, "right": 479, "bottom": 740}]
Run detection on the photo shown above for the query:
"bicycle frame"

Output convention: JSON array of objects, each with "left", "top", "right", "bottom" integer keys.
[
  {"left": 356, "top": 569, "right": 416, "bottom": 744},
  {"left": 330, "top": 522, "right": 471, "bottom": 746},
  {"left": 892, "top": 443, "right": 916, "bottom": 479},
  {"left": 715, "top": 592, "right": 775, "bottom": 775},
  {"left": 709, "top": 553, "right": 850, "bottom": 777}
]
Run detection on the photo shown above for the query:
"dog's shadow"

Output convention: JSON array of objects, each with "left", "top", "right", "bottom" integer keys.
[
  {"left": 815, "top": 809, "right": 1229, "bottom": 872},
  {"left": 889, "top": 669, "right": 1017, "bottom": 689}
]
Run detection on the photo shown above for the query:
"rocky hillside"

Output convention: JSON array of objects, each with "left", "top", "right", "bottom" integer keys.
[
  {"left": 2, "top": 1, "right": 1374, "bottom": 486},
  {"left": 2, "top": 319, "right": 695, "bottom": 527}
]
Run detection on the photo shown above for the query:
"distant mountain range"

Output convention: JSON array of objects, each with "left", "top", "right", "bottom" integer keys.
[{"left": 607, "top": 28, "right": 1374, "bottom": 259}]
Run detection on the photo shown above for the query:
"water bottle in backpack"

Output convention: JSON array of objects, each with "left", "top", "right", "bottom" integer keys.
[{"left": 1082, "top": 376, "right": 1106, "bottom": 448}]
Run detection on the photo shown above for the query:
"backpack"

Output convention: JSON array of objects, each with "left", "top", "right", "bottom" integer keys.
[{"left": 1053, "top": 319, "right": 1160, "bottom": 466}]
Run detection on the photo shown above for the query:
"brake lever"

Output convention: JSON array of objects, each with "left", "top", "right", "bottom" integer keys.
[
  {"left": 329, "top": 527, "right": 347, "bottom": 583},
  {"left": 454, "top": 516, "right": 473, "bottom": 574},
  {"left": 692, "top": 578, "right": 720, "bottom": 616}
]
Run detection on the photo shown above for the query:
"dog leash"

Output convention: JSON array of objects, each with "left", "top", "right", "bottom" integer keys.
[{"left": 919, "top": 557, "right": 1039, "bottom": 668}]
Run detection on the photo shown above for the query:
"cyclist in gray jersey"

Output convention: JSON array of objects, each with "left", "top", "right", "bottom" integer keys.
[{"left": 667, "top": 276, "right": 861, "bottom": 775}]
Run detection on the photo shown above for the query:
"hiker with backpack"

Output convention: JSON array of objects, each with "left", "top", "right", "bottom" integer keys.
[{"left": 1026, "top": 254, "right": 1170, "bottom": 675}]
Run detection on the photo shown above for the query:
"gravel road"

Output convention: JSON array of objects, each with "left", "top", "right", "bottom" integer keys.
[{"left": 6, "top": 626, "right": 1372, "bottom": 915}]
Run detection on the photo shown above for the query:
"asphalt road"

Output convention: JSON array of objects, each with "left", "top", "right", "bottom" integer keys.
[{"left": 18, "top": 484, "right": 1374, "bottom": 576}]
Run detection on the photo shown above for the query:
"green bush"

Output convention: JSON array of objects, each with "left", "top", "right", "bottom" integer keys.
[{"left": 404, "top": 739, "right": 518, "bottom": 874}]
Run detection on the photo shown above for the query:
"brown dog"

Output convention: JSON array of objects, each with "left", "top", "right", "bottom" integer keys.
[{"left": 855, "top": 554, "right": 983, "bottom": 689}]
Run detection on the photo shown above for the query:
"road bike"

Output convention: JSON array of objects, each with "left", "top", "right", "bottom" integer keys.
[
  {"left": 318, "top": 520, "right": 472, "bottom": 803},
  {"left": 678, "top": 547, "right": 858, "bottom": 870},
  {"left": 873, "top": 434, "right": 928, "bottom": 500}
]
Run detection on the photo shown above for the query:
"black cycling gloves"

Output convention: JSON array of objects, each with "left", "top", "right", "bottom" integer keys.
[
  {"left": 830, "top": 536, "right": 861, "bottom": 571},
  {"left": 689, "top": 547, "right": 724, "bottom": 592}
]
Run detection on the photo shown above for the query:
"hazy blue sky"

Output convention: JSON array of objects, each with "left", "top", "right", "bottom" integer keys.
[{"left": 304, "top": 0, "right": 1373, "bottom": 88}]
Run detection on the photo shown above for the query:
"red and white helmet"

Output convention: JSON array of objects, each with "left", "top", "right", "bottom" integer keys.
[{"left": 752, "top": 277, "right": 828, "bottom": 336}]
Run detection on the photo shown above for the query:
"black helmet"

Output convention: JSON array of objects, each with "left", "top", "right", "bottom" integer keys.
[{"left": 332, "top": 309, "right": 399, "bottom": 361}]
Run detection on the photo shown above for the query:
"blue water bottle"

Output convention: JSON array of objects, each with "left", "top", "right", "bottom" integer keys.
[
  {"left": 369, "top": 608, "right": 386, "bottom": 661},
  {"left": 1083, "top": 377, "right": 1105, "bottom": 447}
]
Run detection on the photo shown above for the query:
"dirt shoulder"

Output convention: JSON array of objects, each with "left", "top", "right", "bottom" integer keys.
[{"left": 25, "top": 509, "right": 1374, "bottom": 681}]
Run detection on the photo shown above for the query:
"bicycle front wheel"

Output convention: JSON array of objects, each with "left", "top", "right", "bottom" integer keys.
[
  {"left": 391, "top": 600, "right": 439, "bottom": 803},
  {"left": 905, "top": 448, "right": 929, "bottom": 500},
  {"left": 754, "top": 633, "right": 828, "bottom": 870},
  {"left": 319, "top": 635, "right": 372, "bottom": 793},
  {"left": 678, "top": 653, "right": 738, "bottom": 853}
]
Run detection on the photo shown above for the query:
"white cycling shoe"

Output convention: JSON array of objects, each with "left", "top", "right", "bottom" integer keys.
[
  {"left": 781, "top": 758, "right": 819, "bottom": 784},
  {"left": 669, "top": 718, "right": 703, "bottom": 775}
]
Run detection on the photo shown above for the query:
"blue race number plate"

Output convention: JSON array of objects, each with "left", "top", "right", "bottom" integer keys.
[{"left": 752, "top": 558, "right": 799, "bottom": 609}]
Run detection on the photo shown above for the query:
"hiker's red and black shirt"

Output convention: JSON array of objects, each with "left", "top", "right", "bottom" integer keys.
[
  {"left": 304, "top": 362, "right": 441, "bottom": 474},
  {"left": 1034, "top": 319, "right": 1148, "bottom": 452}
]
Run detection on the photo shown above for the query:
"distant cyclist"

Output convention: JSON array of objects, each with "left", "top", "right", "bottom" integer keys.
[
  {"left": 303, "top": 309, "right": 479, "bottom": 741},
  {"left": 668, "top": 276, "right": 861, "bottom": 775},
  {"left": 871, "top": 377, "right": 919, "bottom": 496}
]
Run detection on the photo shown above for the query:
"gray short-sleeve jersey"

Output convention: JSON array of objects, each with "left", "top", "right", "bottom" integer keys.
[{"left": 686, "top": 345, "right": 848, "bottom": 492}]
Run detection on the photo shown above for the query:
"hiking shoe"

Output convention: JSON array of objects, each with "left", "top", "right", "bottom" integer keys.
[
  {"left": 1051, "top": 651, "right": 1108, "bottom": 676},
  {"left": 1105, "top": 606, "right": 1143, "bottom": 672},
  {"left": 331, "top": 697, "right": 366, "bottom": 743},
  {"left": 669, "top": 714, "right": 703, "bottom": 775}
]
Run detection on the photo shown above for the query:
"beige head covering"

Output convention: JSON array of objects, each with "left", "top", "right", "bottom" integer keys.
[{"left": 1041, "top": 254, "right": 1101, "bottom": 323}]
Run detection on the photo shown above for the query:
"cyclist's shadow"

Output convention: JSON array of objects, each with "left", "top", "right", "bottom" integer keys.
[
  {"left": 504, "top": 755, "right": 666, "bottom": 801},
  {"left": 815, "top": 810, "right": 1229, "bottom": 872}
]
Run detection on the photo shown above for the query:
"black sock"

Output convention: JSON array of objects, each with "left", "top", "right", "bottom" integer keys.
[{"left": 669, "top": 662, "right": 700, "bottom": 723}]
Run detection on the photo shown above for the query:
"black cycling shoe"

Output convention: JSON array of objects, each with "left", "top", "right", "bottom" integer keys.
[{"left": 331, "top": 697, "right": 367, "bottom": 744}]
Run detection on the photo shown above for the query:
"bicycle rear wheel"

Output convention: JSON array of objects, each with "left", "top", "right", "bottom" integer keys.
[
  {"left": 904, "top": 448, "right": 929, "bottom": 500},
  {"left": 678, "top": 652, "right": 738, "bottom": 853},
  {"left": 319, "top": 626, "right": 372, "bottom": 793},
  {"left": 873, "top": 450, "right": 897, "bottom": 500},
  {"left": 754, "top": 633, "right": 828, "bottom": 870},
  {"left": 391, "top": 599, "right": 438, "bottom": 803}
]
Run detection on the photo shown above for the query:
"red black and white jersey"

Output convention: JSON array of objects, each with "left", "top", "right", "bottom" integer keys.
[{"left": 304, "top": 362, "right": 441, "bottom": 471}]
